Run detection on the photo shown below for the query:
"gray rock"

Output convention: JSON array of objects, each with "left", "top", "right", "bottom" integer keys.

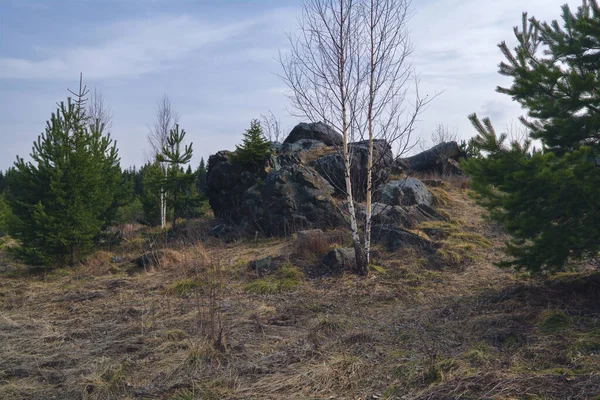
[
  {"left": 311, "top": 139, "right": 393, "bottom": 201},
  {"left": 238, "top": 165, "right": 343, "bottom": 235},
  {"left": 284, "top": 122, "right": 343, "bottom": 146},
  {"left": 379, "top": 178, "right": 432, "bottom": 207},
  {"left": 397, "top": 141, "right": 465, "bottom": 173},
  {"left": 281, "top": 139, "right": 327, "bottom": 154},
  {"left": 322, "top": 247, "right": 356, "bottom": 271},
  {"left": 110, "top": 256, "right": 123, "bottom": 263}
]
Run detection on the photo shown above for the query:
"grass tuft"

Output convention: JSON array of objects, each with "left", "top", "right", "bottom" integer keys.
[
  {"left": 537, "top": 310, "right": 572, "bottom": 333},
  {"left": 165, "top": 278, "right": 204, "bottom": 297},
  {"left": 245, "top": 263, "right": 303, "bottom": 294},
  {"left": 368, "top": 263, "right": 387, "bottom": 274},
  {"left": 81, "top": 358, "right": 131, "bottom": 400}
]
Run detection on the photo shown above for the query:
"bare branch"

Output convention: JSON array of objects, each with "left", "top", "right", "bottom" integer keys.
[
  {"left": 87, "top": 87, "right": 114, "bottom": 134},
  {"left": 146, "top": 95, "right": 180, "bottom": 161}
]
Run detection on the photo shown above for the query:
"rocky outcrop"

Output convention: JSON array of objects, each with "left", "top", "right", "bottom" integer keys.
[
  {"left": 206, "top": 122, "right": 440, "bottom": 238},
  {"left": 284, "top": 122, "right": 343, "bottom": 146}
]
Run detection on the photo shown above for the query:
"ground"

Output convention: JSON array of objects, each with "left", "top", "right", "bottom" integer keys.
[{"left": 0, "top": 180, "right": 599, "bottom": 400}]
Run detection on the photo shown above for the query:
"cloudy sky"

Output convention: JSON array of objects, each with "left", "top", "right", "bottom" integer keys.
[{"left": 0, "top": 0, "right": 580, "bottom": 170}]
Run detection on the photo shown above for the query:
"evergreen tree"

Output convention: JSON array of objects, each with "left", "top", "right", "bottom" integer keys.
[
  {"left": 139, "top": 161, "right": 165, "bottom": 226},
  {"left": 0, "top": 194, "right": 10, "bottom": 237},
  {"left": 0, "top": 170, "right": 6, "bottom": 194},
  {"left": 159, "top": 124, "right": 200, "bottom": 226},
  {"left": 462, "top": 0, "right": 600, "bottom": 274},
  {"left": 195, "top": 157, "right": 208, "bottom": 195},
  {"left": 6, "top": 81, "right": 123, "bottom": 266},
  {"left": 232, "top": 119, "right": 271, "bottom": 173}
]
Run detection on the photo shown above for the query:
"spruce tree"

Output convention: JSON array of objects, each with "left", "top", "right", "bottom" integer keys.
[
  {"left": 462, "top": 0, "right": 600, "bottom": 274},
  {"left": 195, "top": 157, "right": 208, "bottom": 195},
  {"left": 233, "top": 119, "right": 271, "bottom": 173},
  {"left": 6, "top": 80, "right": 122, "bottom": 266}
]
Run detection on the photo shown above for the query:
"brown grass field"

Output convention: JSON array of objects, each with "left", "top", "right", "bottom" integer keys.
[{"left": 1, "top": 181, "right": 599, "bottom": 399}]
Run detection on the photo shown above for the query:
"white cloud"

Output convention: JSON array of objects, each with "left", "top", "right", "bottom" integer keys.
[
  {"left": 408, "top": 0, "right": 581, "bottom": 148},
  {"left": 0, "top": 8, "right": 297, "bottom": 80}
]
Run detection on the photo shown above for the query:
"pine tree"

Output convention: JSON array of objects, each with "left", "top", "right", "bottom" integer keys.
[
  {"left": 232, "top": 119, "right": 271, "bottom": 173},
  {"left": 0, "top": 171, "right": 6, "bottom": 194},
  {"left": 139, "top": 161, "right": 165, "bottom": 226},
  {"left": 462, "top": 0, "right": 600, "bottom": 274},
  {"left": 6, "top": 79, "right": 122, "bottom": 266},
  {"left": 0, "top": 194, "right": 9, "bottom": 237},
  {"left": 159, "top": 124, "right": 200, "bottom": 226}
]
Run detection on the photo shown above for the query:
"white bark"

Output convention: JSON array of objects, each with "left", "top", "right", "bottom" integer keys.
[
  {"left": 281, "top": 0, "right": 431, "bottom": 274},
  {"left": 147, "top": 95, "right": 179, "bottom": 228}
]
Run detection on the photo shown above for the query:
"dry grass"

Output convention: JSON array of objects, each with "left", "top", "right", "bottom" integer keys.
[
  {"left": 0, "top": 183, "right": 599, "bottom": 399},
  {"left": 293, "top": 228, "right": 348, "bottom": 263}
]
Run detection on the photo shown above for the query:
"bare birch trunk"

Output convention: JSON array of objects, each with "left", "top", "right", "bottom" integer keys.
[
  {"left": 364, "top": 0, "right": 376, "bottom": 265},
  {"left": 337, "top": 0, "right": 367, "bottom": 275}
]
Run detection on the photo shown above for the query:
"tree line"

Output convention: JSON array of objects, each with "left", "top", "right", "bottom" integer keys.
[
  {"left": 0, "top": 77, "right": 211, "bottom": 267},
  {"left": 2, "top": 0, "right": 600, "bottom": 279}
]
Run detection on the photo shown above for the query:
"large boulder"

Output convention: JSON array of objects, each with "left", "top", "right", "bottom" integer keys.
[
  {"left": 311, "top": 139, "right": 393, "bottom": 201},
  {"left": 379, "top": 178, "right": 432, "bottom": 207},
  {"left": 238, "top": 165, "right": 344, "bottom": 235},
  {"left": 284, "top": 122, "right": 343, "bottom": 147},
  {"left": 396, "top": 141, "right": 465, "bottom": 174}
]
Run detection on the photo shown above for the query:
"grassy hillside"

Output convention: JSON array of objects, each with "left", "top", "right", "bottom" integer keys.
[{"left": 1, "top": 180, "right": 599, "bottom": 399}]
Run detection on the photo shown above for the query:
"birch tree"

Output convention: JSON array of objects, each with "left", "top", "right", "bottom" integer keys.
[
  {"left": 87, "top": 88, "right": 114, "bottom": 134},
  {"left": 281, "top": 0, "right": 429, "bottom": 274},
  {"left": 361, "top": 0, "right": 431, "bottom": 264},
  {"left": 147, "top": 95, "right": 179, "bottom": 228},
  {"left": 281, "top": 0, "right": 367, "bottom": 274}
]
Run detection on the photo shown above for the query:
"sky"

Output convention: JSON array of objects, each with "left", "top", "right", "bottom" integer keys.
[{"left": 0, "top": 0, "right": 581, "bottom": 171}]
